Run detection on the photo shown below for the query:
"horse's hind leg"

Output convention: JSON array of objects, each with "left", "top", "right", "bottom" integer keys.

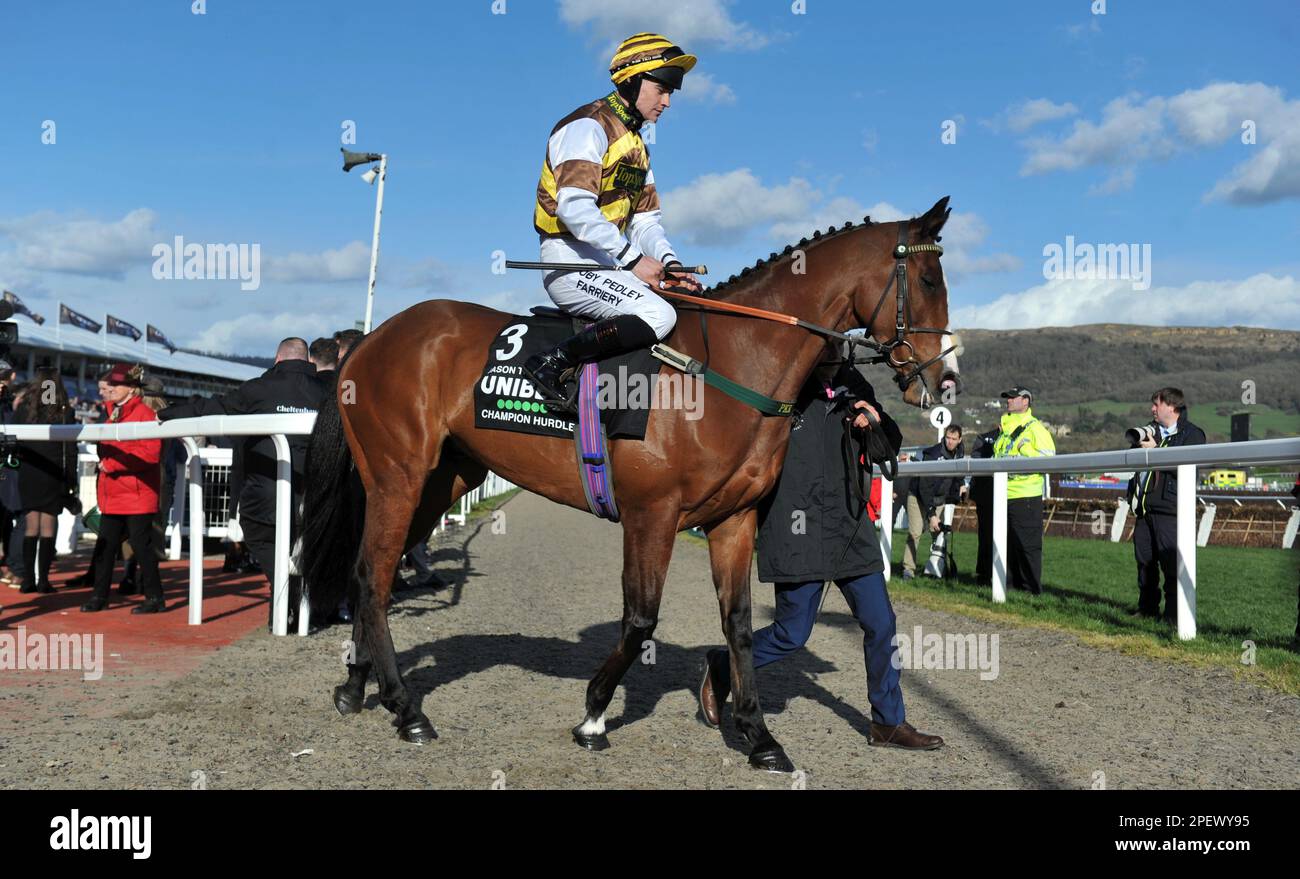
[
  {"left": 707, "top": 509, "right": 794, "bottom": 773},
  {"left": 333, "top": 614, "right": 371, "bottom": 715},
  {"left": 573, "top": 503, "right": 676, "bottom": 751},
  {"left": 357, "top": 451, "right": 487, "bottom": 743}
]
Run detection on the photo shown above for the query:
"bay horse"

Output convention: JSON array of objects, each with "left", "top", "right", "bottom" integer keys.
[{"left": 300, "top": 196, "right": 960, "bottom": 772}]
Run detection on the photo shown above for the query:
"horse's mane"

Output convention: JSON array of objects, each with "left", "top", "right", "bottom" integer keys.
[{"left": 706, "top": 215, "right": 880, "bottom": 298}]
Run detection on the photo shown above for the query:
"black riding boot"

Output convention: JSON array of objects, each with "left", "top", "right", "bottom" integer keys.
[{"left": 522, "top": 314, "right": 658, "bottom": 403}]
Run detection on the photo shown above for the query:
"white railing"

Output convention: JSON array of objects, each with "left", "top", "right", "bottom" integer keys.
[
  {"left": 5, "top": 414, "right": 515, "bottom": 637},
  {"left": 877, "top": 437, "right": 1300, "bottom": 641}
]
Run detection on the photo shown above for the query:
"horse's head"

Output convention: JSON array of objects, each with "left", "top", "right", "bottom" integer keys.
[{"left": 851, "top": 196, "right": 961, "bottom": 408}]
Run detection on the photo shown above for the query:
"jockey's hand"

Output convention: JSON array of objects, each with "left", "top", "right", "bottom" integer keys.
[
  {"left": 663, "top": 261, "right": 703, "bottom": 294},
  {"left": 929, "top": 515, "right": 940, "bottom": 533},
  {"left": 851, "top": 400, "right": 880, "bottom": 429},
  {"left": 632, "top": 255, "right": 666, "bottom": 290}
]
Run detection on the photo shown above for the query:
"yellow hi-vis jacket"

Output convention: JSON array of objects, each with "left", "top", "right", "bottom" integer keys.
[{"left": 993, "top": 408, "right": 1056, "bottom": 499}]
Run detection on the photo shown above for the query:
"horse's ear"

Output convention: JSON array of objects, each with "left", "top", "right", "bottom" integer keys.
[{"left": 918, "top": 196, "right": 952, "bottom": 240}]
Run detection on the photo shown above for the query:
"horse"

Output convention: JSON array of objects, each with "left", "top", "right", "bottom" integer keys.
[{"left": 300, "top": 196, "right": 961, "bottom": 772}]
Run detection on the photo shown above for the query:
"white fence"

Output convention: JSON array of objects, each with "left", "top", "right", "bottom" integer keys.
[
  {"left": 11, "top": 418, "right": 1296, "bottom": 642},
  {"left": 5, "top": 414, "right": 516, "bottom": 637},
  {"left": 880, "top": 437, "right": 1300, "bottom": 640}
]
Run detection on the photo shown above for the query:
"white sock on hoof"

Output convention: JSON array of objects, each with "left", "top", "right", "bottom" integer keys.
[{"left": 577, "top": 714, "right": 606, "bottom": 736}]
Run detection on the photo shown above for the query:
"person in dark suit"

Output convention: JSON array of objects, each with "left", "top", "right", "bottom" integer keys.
[
  {"left": 696, "top": 359, "right": 944, "bottom": 751},
  {"left": 1125, "top": 387, "right": 1206, "bottom": 622}
]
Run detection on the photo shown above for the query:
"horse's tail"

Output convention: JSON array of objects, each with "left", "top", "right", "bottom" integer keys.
[{"left": 299, "top": 375, "right": 365, "bottom": 618}]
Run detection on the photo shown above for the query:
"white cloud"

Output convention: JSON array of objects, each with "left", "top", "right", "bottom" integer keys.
[
  {"left": 769, "top": 197, "right": 1019, "bottom": 279},
  {"left": 661, "top": 169, "right": 818, "bottom": 246},
  {"left": 994, "top": 98, "right": 1079, "bottom": 133},
  {"left": 1021, "top": 93, "right": 1172, "bottom": 175},
  {"left": 0, "top": 208, "right": 159, "bottom": 280},
  {"left": 188, "top": 311, "right": 339, "bottom": 355},
  {"left": 950, "top": 273, "right": 1300, "bottom": 330},
  {"left": 679, "top": 71, "right": 736, "bottom": 105},
  {"left": 263, "top": 240, "right": 371, "bottom": 283},
  {"left": 1087, "top": 167, "right": 1136, "bottom": 196},
  {"left": 1016, "top": 81, "right": 1300, "bottom": 204},
  {"left": 936, "top": 212, "right": 1023, "bottom": 277},
  {"left": 662, "top": 174, "right": 1017, "bottom": 283},
  {"left": 558, "top": 0, "right": 768, "bottom": 51}
]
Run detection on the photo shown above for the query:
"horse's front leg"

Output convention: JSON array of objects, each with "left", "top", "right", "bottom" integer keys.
[
  {"left": 573, "top": 502, "right": 678, "bottom": 751},
  {"left": 706, "top": 508, "right": 794, "bottom": 773}
]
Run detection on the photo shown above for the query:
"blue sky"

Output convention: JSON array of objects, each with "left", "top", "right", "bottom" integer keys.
[{"left": 1, "top": 0, "right": 1298, "bottom": 355}]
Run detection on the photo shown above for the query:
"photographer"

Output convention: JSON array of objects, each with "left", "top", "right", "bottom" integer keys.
[
  {"left": 902, "top": 424, "right": 967, "bottom": 579},
  {"left": 1125, "top": 387, "right": 1205, "bottom": 622}
]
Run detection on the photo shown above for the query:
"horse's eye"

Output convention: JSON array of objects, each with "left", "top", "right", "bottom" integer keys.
[{"left": 921, "top": 275, "right": 937, "bottom": 289}]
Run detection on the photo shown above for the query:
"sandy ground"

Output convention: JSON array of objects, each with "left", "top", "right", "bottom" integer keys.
[{"left": 3, "top": 490, "right": 1298, "bottom": 790}]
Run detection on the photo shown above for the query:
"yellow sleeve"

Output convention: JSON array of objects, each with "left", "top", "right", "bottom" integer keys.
[{"left": 1032, "top": 423, "right": 1056, "bottom": 456}]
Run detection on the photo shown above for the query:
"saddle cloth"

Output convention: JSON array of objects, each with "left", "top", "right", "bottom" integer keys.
[{"left": 473, "top": 311, "right": 658, "bottom": 441}]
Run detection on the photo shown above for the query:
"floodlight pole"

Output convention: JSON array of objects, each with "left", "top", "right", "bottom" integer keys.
[{"left": 363, "top": 153, "right": 388, "bottom": 334}]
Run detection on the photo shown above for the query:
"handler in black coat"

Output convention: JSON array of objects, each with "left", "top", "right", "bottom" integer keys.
[{"left": 697, "top": 360, "right": 944, "bottom": 751}]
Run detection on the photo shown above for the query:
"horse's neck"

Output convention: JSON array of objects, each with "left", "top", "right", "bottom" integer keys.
[{"left": 689, "top": 255, "right": 858, "bottom": 405}]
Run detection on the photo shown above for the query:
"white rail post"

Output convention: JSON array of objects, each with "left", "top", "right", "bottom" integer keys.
[
  {"left": 1176, "top": 463, "right": 1197, "bottom": 640},
  {"left": 182, "top": 438, "right": 204, "bottom": 626},
  {"left": 168, "top": 456, "right": 187, "bottom": 561},
  {"left": 878, "top": 475, "right": 893, "bottom": 581},
  {"left": 1196, "top": 502, "right": 1216, "bottom": 548},
  {"left": 992, "top": 472, "right": 1008, "bottom": 603},
  {"left": 1110, "top": 499, "right": 1128, "bottom": 543},
  {"left": 1282, "top": 508, "right": 1299, "bottom": 550},
  {"left": 271, "top": 434, "right": 292, "bottom": 637}
]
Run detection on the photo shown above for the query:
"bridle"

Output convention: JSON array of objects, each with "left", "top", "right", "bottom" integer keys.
[{"left": 854, "top": 221, "right": 959, "bottom": 398}]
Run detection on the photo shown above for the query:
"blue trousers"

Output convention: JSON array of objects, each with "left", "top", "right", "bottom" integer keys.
[{"left": 752, "top": 573, "right": 905, "bottom": 727}]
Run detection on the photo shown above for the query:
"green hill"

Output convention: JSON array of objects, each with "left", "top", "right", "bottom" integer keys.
[{"left": 873, "top": 324, "right": 1300, "bottom": 450}]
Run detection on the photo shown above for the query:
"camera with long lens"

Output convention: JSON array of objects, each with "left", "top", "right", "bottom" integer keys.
[{"left": 1125, "top": 422, "right": 1159, "bottom": 447}]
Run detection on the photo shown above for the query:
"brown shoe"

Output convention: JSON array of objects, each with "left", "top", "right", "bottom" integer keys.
[
  {"left": 697, "top": 648, "right": 730, "bottom": 729},
  {"left": 869, "top": 721, "right": 944, "bottom": 751}
]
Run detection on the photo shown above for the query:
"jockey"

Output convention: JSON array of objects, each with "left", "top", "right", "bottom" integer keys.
[{"left": 524, "top": 32, "right": 704, "bottom": 402}]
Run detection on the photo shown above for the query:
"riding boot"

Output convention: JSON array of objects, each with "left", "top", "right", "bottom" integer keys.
[
  {"left": 19, "top": 536, "right": 37, "bottom": 593},
  {"left": 522, "top": 314, "right": 658, "bottom": 403},
  {"left": 36, "top": 536, "right": 57, "bottom": 594}
]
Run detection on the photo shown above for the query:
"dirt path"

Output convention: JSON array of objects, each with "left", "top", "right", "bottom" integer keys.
[{"left": 4, "top": 490, "right": 1297, "bottom": 789}]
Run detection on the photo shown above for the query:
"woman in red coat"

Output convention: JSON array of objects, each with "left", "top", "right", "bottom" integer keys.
[{"left": 81, "top": 364, "right": 165, "bottom": 614}]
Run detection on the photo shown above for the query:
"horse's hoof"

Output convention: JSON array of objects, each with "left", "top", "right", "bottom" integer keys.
[
  {"left": 748, "top": 743, "right": 795, "bottom": 774},
  {"left": 571, "top": 724, "right": 610, "bottom": 752},
  {"left": 333, "top": 686, "right": 363, "bottom": 716},
  {"left": 398, "top": 718, "right": 439, "bottom": 744}
]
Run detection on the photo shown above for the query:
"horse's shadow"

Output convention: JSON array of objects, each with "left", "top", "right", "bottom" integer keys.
[
  {"left": 379, "top": 619, "right": 876, "bottom": 756},
  {"left": 385, "top": 516, "right": 495, "bottom": 615}
]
